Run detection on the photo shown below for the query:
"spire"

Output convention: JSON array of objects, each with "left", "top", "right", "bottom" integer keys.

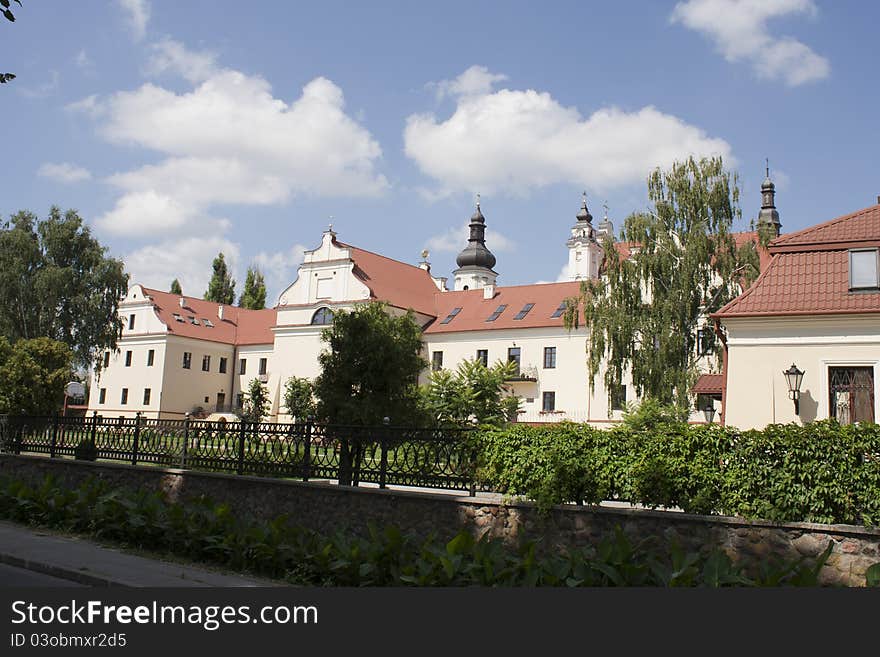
[
  {"left": 576, "top": 191, "right": 593, "bottom": 223},
  {"left": 598, "top": 201, "right": 614, "bottom": 240},
  {"left": 757, "top": 159, "right": 781, "bottom": 239},
  {"left": 455, "top": 197, "right": 497, "bottom": 270}
]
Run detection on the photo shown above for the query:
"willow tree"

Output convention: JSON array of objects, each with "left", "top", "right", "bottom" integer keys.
[{"left": 565, "top": 156, "right": 760, "bottom": 412}]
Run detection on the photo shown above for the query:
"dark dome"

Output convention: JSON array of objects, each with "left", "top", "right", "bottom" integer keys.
[{"left": 456, "top": 244, "right": 497, "bottom": 269}]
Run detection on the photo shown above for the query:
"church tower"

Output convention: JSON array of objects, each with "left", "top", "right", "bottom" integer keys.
[
  {"left": 453, "top": 197, "right": 498, "bottom": 291},
  {"left": 566, "top": 193, "right": 603, "bottom": 281},
  {"left": 756, "top": 160, "right": 782, "bottom": 242}
]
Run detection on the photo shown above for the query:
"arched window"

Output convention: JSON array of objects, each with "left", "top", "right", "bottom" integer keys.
[{"left": 311, "top": 307, "right": 333, "bottom": 325}]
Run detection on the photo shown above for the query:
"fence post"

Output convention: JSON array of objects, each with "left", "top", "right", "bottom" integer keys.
[
  {"left": 302, "top": 416, "right": 312, "bottom": 482},
  {"left": 131, "top": 412, "right": 141, "bottom": 466},
  {"left": 237, "top": 420, "right": 247, "bottom": 475},
  {"left": 181, "top": 412, "right": 190, "bottom": 469},
  {"left": 90, "top": 410, "right": 98, "bottom": 449},
  {"left": 469, "top": 443, "right": 478, "bottom": 497},
  {"left": 379, "top": 416, "right": 390, "bottom": 490},
  {"left": 50, "top": 414, "right": 59, "bottom": 459}
]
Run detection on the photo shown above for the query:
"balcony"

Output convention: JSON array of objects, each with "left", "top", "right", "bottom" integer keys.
[{"left": 505, "top": 364, "right": 538, "bottom": 383}]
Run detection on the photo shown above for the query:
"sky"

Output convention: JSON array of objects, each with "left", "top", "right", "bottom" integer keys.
[{"left": 2, "top": 1, "right": 878, "bottom": 302}]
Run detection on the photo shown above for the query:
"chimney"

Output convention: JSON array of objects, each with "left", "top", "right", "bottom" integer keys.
[
  {"left": 483, "top": 284, "right": 496, "bottom": 300},
  {"left": 218, "top": 305, "right": 224, "bottom": 320},
  {"left": 179, "top": 297, "right": 185, "bottom": 308}
]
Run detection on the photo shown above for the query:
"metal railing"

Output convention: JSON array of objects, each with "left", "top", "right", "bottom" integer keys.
[{"left": 0, "top": 413, "right": 480, "bottom": 495}]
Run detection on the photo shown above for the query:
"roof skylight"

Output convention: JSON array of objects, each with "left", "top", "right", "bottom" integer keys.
[
  {"left": 486, "top": 304, "right": 508, "bottom": 322},
  {"left": 440, "top": 307, "right": 462, "bottom": 325},
  {"left": 551, "top": 301, "right": 567, "bottom": 318},
  {"left": 513, "top": 303, "right": 535, "bottom": 320}
]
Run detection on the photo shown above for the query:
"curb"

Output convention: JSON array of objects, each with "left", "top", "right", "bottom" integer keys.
[{"left": 0, "top": 552, "right": 126, "bottom": 587}]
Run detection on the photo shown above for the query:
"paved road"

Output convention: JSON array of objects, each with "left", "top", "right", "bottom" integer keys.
[{"left": 0, "top": 562, "right": 84, "bottom": 587}]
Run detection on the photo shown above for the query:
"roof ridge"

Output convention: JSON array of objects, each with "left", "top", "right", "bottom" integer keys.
[
  {"left": 335, "top": 240, "right": 430, "bottom": 275},
  {"left": 771, "top": 204, "right": 878, "bottom": 248},
  {"left": 713, "top": 253, "right": 780, "bottom": 317}
]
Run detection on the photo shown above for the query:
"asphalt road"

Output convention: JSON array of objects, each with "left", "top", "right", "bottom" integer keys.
[{"left": 0, "top": 563, "right": 84, "bottom": 587}]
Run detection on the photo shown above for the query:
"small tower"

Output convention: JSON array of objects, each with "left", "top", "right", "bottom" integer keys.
[
  {"left": 566, "top": 192, "right": 603, "bottom": 281},
  {"left": 453, "top": 196, "right": 498, "bottom": 291},
  {"left": 597, "top": 201, "right": 615, "bottom": 241},
  {"left": 756, "top": 160, "right": 782, "bottom": 242}
]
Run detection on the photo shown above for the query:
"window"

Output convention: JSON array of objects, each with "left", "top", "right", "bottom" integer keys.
[
  {"left": 219, "top": 357, "right": 227, "bottom": 374},
  {"left": 696, "top": 328, "right": 714, "bottom": 356},
  {"left": 551, "top": 301, "right": 567, "bottom": 318},
  {"left": 829, "top": 367, "right": 875, "bottom": 424},
  {"left": 143, "top": 388, "right": 151, "bottom": 405},
  {"left": 311, "top": 307, "right": 333, "bottom": 325},
  {"left": 513, "top": 303, "right": 535, "bottom": 320},
  {"left": 259, "top": 358, "right": 267, "bottom": 375},
  {"left": 120, "top": 388, "right": 129, "bottom": 405},
  {"left": 432, "top": 351, "right": 443, "bottom": 371},
  {"left": 128, "top": 314, "right": 135, "bottom": 330},
  {"left": 440, "top": 307, "right": 462, "bottom": 325},
  {"left": 610, "top": 384, "right": 627, "bottom": 411},
  {"left": 103, "top": 351, "right": 110, "bottom": 368},
  {"left": 239, "top": 358, "right": 247, "bottom": 375},
  {"left": 486, "top": 304, "right": 508, "bottom": 322},
  {"left": 182, "top": 352, "right": 192, "bottom": 369},
  {"left": 124, "top": 350, "right": 132, "bottom": 367},
  {"left": 99, "top": 388, "right": 106, "bottom": 404},
  {"left": 476, "top": 349, "right": 488, "bottom": 367},
  {"left": 202, "top": 355, "right": 211, "bottom": 372},
  {"left": 508, "top": 347, "right": 521, "bottom": 375},
  {"left": 849, "top": 249, "right": 879, "bottom": 290},
  {"left": 236, "top": 393, "right": 243, "bottom": 409},
  {"left": 188, "top": 316, "right": 199, "bottom": 325},
  {"left": 147, "top": 349, "right": 154, "bottom": 367},
  {"left": 544, "top": 346, "right": 557, "bottom": 369},
  {"left": 542, "top": 391, "right": 556, "bottom": 412}
]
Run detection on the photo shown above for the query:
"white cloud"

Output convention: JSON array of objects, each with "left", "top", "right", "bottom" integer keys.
[
  {"left": 66, "top": 94, "right": 104, "bottom": 117},
  {"left": 84, "top": 47, "right": 387, "bottom": 239},
  {"left": 37, "top": 162, "right": 92, "bottom": 184},
  {"left": 117, "top": 0, "right": 150, "bottom": 42},
  {"left": 253, "top": 244, "right": 308, "bottom": 304},
  {"left": 670, "top": 0, "right": 830, "bottom": 86},
  {"left": 425, "top": 221, "right": 515, "bottom": 254},
  {"left": 145, "top": 38, "right": 218, "bottom": 83},
  {"left": 75, "top": 49, "right": 93, "bottom": 72},
  {"left": 19, "top": 70, "right": 60, "bottom": 99},
  {"left": 428, "top": 65, "right": 508, "bottom": 100},
  {"left": 124, "top": 236, "right": 240, "bottom": 299},
  {"left": 405, "top": 69, "right": 732, "bottom": 196}
]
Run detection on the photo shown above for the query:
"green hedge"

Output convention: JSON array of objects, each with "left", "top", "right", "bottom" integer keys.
[
  {"left": 474, "top": 420, "right": 880, "bottom": 525},
  {"left": 3, "top": 474, "right": 874, "bottom": 587}
]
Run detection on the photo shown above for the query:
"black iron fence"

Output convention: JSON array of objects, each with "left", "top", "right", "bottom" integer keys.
[{"left": 0, "top": 414, "right": 480, "bottom": 495}]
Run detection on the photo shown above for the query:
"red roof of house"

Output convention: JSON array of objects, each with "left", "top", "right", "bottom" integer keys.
[
  {"left": 715, "top": 204, "right": 880, "bottom": 318},
  {"left": 424, "top": 282, "right": 583, "bottom": 334},
  {"left": 338, "top": 242, "right": 441, "bottom": 317},
  {"left": 140, "top": 287, "right": 277, "bottom": 345},
  {"left": 770, "top": 204, "right": 880, "bottom": 252},
  {"left": 693, "top": 373, "right": 724, "bottom": 394}
]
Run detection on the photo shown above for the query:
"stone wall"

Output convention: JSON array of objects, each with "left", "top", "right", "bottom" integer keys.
[{"left": 2, "top": 454, "right": 878, "bottom": 586}]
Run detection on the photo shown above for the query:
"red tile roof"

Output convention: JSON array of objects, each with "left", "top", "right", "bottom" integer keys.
[
  {"left": 693, "top": 373, "right": 724, "bottom": 394},
  {"left": 338, "top": 242, "right": 441, "bottom": 317},
  {"left": 770, "top": 204, "right": 880, "bottom": 252},
  {"left": 140, "top": 287, "right": 276, "bottom": 345},
  {"left": 424, "top": 282, "right": 583, "bottom": 334}
]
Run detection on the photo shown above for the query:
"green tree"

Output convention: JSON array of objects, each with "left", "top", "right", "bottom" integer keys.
[
  {"left": 421, "top": 358, "right": 520, "bottom": 427},
  {"left": 0, "top": 336, "right": 72, "bottom": 415},
  {"left": 565, "top": 156, "right": 760, "bottom": 412},
  {"left": 314, "top": 302, "right": 426, "bottom": 426},
  {"left": 284, "top": 376, "right": 315, "bottom": 421},
  {"left": 204, "top": 253, "right": 236, "bottom": 304},
  {"left": 1, "top": 1, "right": 23, "bottom": 85},
  {"left": 241, "top": 378, "right": 269, "bottom": 424},
  {"left": 170, "top": 279, "right": 182, "bottom": 295},
  {"left": 0, "top": 208, "right": 129, "bottom": 370},
  {"left": 238, "top": 267, "right": 267, "bottom": 310}
]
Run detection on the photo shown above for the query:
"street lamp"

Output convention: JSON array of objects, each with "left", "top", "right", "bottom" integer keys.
[
  {"left": 783, "top": 363, "right": 805, "bottom": 414},
  {"left": 702, "top": 401, "right": 716, "bottom": 424}
]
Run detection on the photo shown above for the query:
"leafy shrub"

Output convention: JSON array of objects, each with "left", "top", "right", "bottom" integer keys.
[{"left": 0, "top": 474, "right": 866, "bottom": 586}]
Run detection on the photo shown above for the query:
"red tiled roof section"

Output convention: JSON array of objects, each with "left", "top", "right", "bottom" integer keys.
[
  {"left": 693, "top": 373, "right": 724, "bottom": 394},
  {"left": 341, "top": 243, "right": 441, "bottom": 317},
  {"left": 770, "top": 204, "right": 880, "bottom": 252},
  {"left": 733, "top": 231, "right": 773, "bottom": 273},
  {"left": 140, "top": 287, "right": 276, "bottom": 345},
  {"left": 425, "top": 282, "right": 583, "bottom": 334},
  {"left": 713, "top": 251, "right": 880, "bottom": 317}
]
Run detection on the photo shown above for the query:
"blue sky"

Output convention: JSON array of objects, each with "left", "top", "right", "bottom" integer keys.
[{"left": 2, "top": 1, "right": 878, "bottom": 301}]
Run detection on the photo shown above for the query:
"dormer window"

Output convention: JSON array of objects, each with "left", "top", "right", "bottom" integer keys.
[
  {"left": 173, "top": 313, "right": 184, "bottom": 322},
  {"left": 849, "top": 249, "right": 879, "bottom": 290}
]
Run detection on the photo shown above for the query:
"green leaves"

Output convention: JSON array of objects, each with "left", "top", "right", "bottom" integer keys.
[
  {"left": 203, "top": 252, "right": 235, "bottom": 304},
  {"left": 238, "top": 267, "right": 267, "bottom": 310},
  {"left": 421, "top": 357, "right": 520, "bottom": 427},
  {"left": 0, "top": 336, "right": 73, "bottom": 415}
]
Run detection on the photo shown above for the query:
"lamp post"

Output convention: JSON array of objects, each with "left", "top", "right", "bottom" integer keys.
[
  {"left": 783, "top": 364, "right": 805, "bottom": 415},
  {"left": 702, "top": 401, "right": 716, "bottom": 424}
]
